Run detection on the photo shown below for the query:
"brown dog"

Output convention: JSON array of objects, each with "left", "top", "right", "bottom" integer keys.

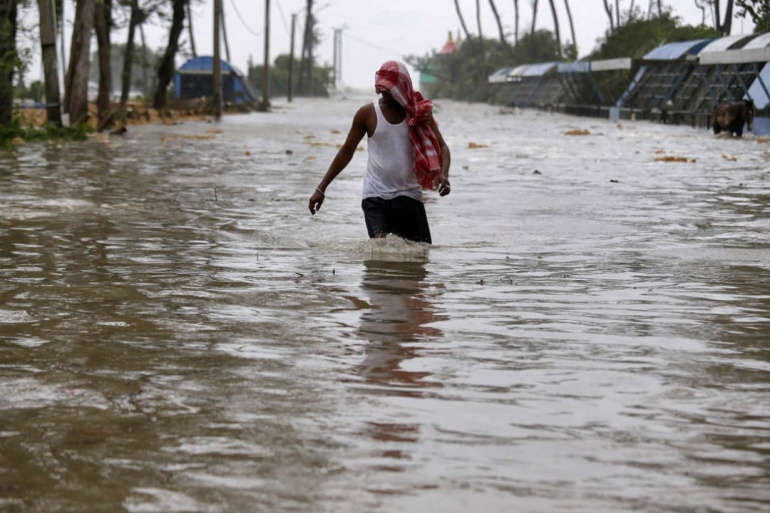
[{"left": 712, "top": 99, "right": 754, "bottom": 137}]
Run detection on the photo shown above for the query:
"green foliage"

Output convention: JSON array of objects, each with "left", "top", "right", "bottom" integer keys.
[
  {"left": 590, "top": 12, "right": 719, "bottom": 60},
  {"left": 407, "top": 29, "right": 564, "bottom": 102},
  {"left": 27, "top": 80, "right": 42, "bottom": 102},
  {"left": 0, "top": 114, "right": 93, "bottom": 145},
  {"left": 736, "top": 0, "right": 770, "bottom": 33},
  {"left": 578, "top": 12, "right": 720, "bottom": 107},
  {"left": 89, "top": 43, "right": 159, "bottom": 97},
  {"left": 247, "top": 54, "right": 332, "bottom": 98}
]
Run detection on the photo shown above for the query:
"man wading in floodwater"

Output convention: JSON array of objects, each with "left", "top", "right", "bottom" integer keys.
[{"left": 308, "top": 60, "right": 451, "bottom": 244}]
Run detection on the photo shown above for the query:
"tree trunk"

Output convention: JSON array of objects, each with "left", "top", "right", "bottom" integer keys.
[
  {"left": 531, "top": 0, "right": 539, "bottom": 35},
  {"left": 152, "top": 0, "right": 185, "bottom": 110},
  {"left": 220, "top": 1, "right": 230, "bottom": 63},
  {"left": 722, "top": 0, "right": 734, "bottom": 34},
  {"left": 298, "top": 0, "right": 313, "bottom": 96},
  {"left": 94, "top": 0, "right": 112, "bottom": 127},
  {"left": 453, "top": 0, "right": 472, "bottom": 42},
  {"left": 513, "top": 0, "right": 519, "bottom": 43},
  {"left": 487, "top": 0, "right": 508, "bottom": 47},
  {"left": 140, "top": 22, "right": 148, "bottom": 97},
  {"left": 475, "top": 0, "right": 483, "bottom": 39},
  {"left": 603, "top": 0, "right": 615, "bottom": 32},
  {"left": 548, "top": 0, "right": 562, "bottom": 57},
  {"left": 563, "top": 0, "right": 576, "bottom": 55},
  {"left": 120, "top": 0, "right": 142, "bottom": 109},
  {"left": 186, "top": 0, "right": 196, "bottom": 57},
  {"left": 476, "top": 0, "right": 485, "bottom": 63},
  {"left": 37, "top": 0, "right": 61, "bottom": 125},
  {"left": 0, "top": 0, "right": 17, "bottom": 127},
  {"left": 64, "top": 0, "right": 95, "bottom": 125}
]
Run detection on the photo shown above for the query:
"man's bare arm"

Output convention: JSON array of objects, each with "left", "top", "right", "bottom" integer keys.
[{"left": 309, "top": 105, "right": 371, "bottom": 215}]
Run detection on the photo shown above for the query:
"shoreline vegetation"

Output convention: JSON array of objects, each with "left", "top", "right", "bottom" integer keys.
[{"left": 4, "top": 99, "right": 221, "bottom": 145}]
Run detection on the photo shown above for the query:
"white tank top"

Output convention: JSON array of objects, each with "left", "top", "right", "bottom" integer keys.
[{"left": 362, "top": 100, "right": 422, "bottom": 201}]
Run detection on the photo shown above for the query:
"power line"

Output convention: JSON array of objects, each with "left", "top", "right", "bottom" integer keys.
[
  {"left": 342, "top": 31, "right": 406, "bottom": 59},
  {"left": 226, "top": 0, "right": 263, "bottom": 37}
]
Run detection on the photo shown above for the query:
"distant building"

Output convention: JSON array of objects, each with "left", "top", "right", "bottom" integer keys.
[
  {"left": 174, "top": 56, "right": 259, "bottom": 105},
  {"left": 419, "top": 31, "right": 461, "bottom": 98}
]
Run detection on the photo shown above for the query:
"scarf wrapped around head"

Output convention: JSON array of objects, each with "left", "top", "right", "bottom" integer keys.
[{"left": 375, "top": 61, "right": 442, "bottom": 190}]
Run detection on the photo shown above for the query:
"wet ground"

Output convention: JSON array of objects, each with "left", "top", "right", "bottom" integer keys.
[{"left": 1, "top": 96, "right": 769, "bottom": 512}]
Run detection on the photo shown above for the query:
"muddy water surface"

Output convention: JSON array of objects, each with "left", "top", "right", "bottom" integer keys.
[{"left": 1, "top": 97, "right": 769, "bottom": 513}]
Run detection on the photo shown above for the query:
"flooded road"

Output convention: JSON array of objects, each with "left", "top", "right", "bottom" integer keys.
[{"left": 1, "top": 96, "right": 769, "bottom": 513}]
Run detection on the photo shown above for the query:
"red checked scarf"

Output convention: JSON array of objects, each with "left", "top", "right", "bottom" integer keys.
[{"left": 374, "top": 61, "right": 442, "bottom": 190}]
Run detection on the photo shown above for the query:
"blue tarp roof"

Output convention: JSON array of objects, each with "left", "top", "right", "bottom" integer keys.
[
  {"left": 174, "top": 56, "right": 258, "bottom": 104},
  {"left": 178, "top": 56, "right": 243, "bottom": 75}
]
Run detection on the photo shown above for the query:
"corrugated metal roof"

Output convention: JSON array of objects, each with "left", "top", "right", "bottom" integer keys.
[
  {"left": 741, "top": 32, "right": 770, "bottom": 49},
  {"left": 522, "top": 62, "right": 557, "bottom": 77},
  {"left": 643, "top": 39, "right": 710, "bottom": 60},
  {"left": 699, "top": 35, "right": 753, "bottom": 53},
  {"left": 488, "top": 67, "right": 516, "bottom": 83},
  {"left": 557, "top": 61, "right": 590, "bottom": 73},
  {"left": 508, "top": 65, "right": 532, "bottom": 77}
]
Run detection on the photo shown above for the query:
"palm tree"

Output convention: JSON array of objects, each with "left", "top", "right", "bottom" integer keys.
[
  {"left": 716, "top": 0, "right": 735, "bottom": 35},
  {"left": 563, "top": 0, "right": 576, "bottom": 56},
  {"left": 547, "top": 0, "right": 562, "bottom": 57},
  {"left": 0, "top": 0, "right": 17, "bottom": 127},
  {"left": 453, "top": 0, "right": 472, "bottom": 42},
  {"left": 94, "top": 0, "right": 112, "bottom": 127},
  {"left": 476, "top": 0, "right": 485, "bottom": 61},
  {"left": 152, "top": 0, "right": 186, "bottom": 110},
  {"left": 513, "top": 0, "right": 520, "bottom": 43},
  {"left": 65, "top": 0, "right": 95, "bottom": 124},
  {"left": 488, "top": 0, "right": 509, "bottom": 47},
  {"left": 603, "top": 0, "right": 615, "bottom": 32}
]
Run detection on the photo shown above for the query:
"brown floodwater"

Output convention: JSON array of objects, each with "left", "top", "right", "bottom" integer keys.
[{"left": 1, "top": 97, "right": 769, "bottom": 513}]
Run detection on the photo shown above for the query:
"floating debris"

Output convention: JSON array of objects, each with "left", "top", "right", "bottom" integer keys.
[
  {"left": 565, "top": 129, "right": 590, "bottom": 136},
  {"left": 654, "top": 155, "right": 694, "bottom": 163},
  {"left": 468, "top": 141, "right": 489, "bottom": 149}
]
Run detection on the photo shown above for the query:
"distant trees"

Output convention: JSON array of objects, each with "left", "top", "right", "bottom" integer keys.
[
  {"left": 735, "top": 0, "right": 770, "bottom": 32},
  {"left": 694, "top": 0, "right": 735, "bottom": 34},
  {"left": 248, "top": 54, "right": 332, "bottom": 99}
]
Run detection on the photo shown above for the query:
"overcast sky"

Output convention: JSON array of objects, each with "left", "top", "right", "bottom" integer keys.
[{"left": 43, "top": 0, "right": 756, "bottom": 91}]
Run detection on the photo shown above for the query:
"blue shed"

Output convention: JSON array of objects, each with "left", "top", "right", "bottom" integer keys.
[{"left": 174, "top": 56, "right": 259, "bottom": 104}]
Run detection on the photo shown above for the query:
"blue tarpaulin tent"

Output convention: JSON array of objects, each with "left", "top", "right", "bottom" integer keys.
[{"left": 174, "top": 56, "right": 258, "bottom": 104}]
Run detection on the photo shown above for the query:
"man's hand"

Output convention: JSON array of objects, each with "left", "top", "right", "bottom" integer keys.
[
  {"left": 434, "top": 174, "right": 451, "bottom": 197},
  {"left": 309, "top": 189, "right": 325, "bottom": 215}
]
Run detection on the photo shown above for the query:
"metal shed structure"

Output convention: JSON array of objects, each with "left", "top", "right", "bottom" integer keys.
[
  {"left": 174, "top": 56, "right": 259, "bottom": 105},
  {"left": 487, "top": 31, "right": 770, "bottom": 133},
  {"left": 616, "top": 39, "right": 712, "bottom": 114},
  {"left": 558, "top": 58, "right": 635, "bottom": 117},
  {"left": 617, "top": 34, "right": 770, "bottom": 126},
  {"left": 488, "top": 63, "right": 563, "bottom": 108}
]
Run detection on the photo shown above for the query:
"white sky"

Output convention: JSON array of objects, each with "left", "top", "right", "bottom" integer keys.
[
  {"left": 188, "top": 0, "right": 755, "bottom": 90},
  {"left": 26, "top": 0, "right": 756, "bottom": 91}
]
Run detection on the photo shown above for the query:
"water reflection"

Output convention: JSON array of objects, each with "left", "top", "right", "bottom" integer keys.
[{"left": 357, "top": 258, "right": 443, "bottom": 393}]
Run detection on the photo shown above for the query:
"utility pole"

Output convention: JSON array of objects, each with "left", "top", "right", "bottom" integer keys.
[
  {"left": 332, "top": 26, "right": 345, "bottom": 97},
  {"left": 332, "top": 28, "right": 338, "bottom": 97},
  {"left": 260, "top": 0, "right": 270, "bottom": 110},
  {"left": 213, "top": 0, "right": 222, "bottom": 120},
  {"left": 288, "top": 12, "right": 296, "bottom": 102},
  {"left": 37, "top": 0, "right": 62, "bottom": 125}
]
